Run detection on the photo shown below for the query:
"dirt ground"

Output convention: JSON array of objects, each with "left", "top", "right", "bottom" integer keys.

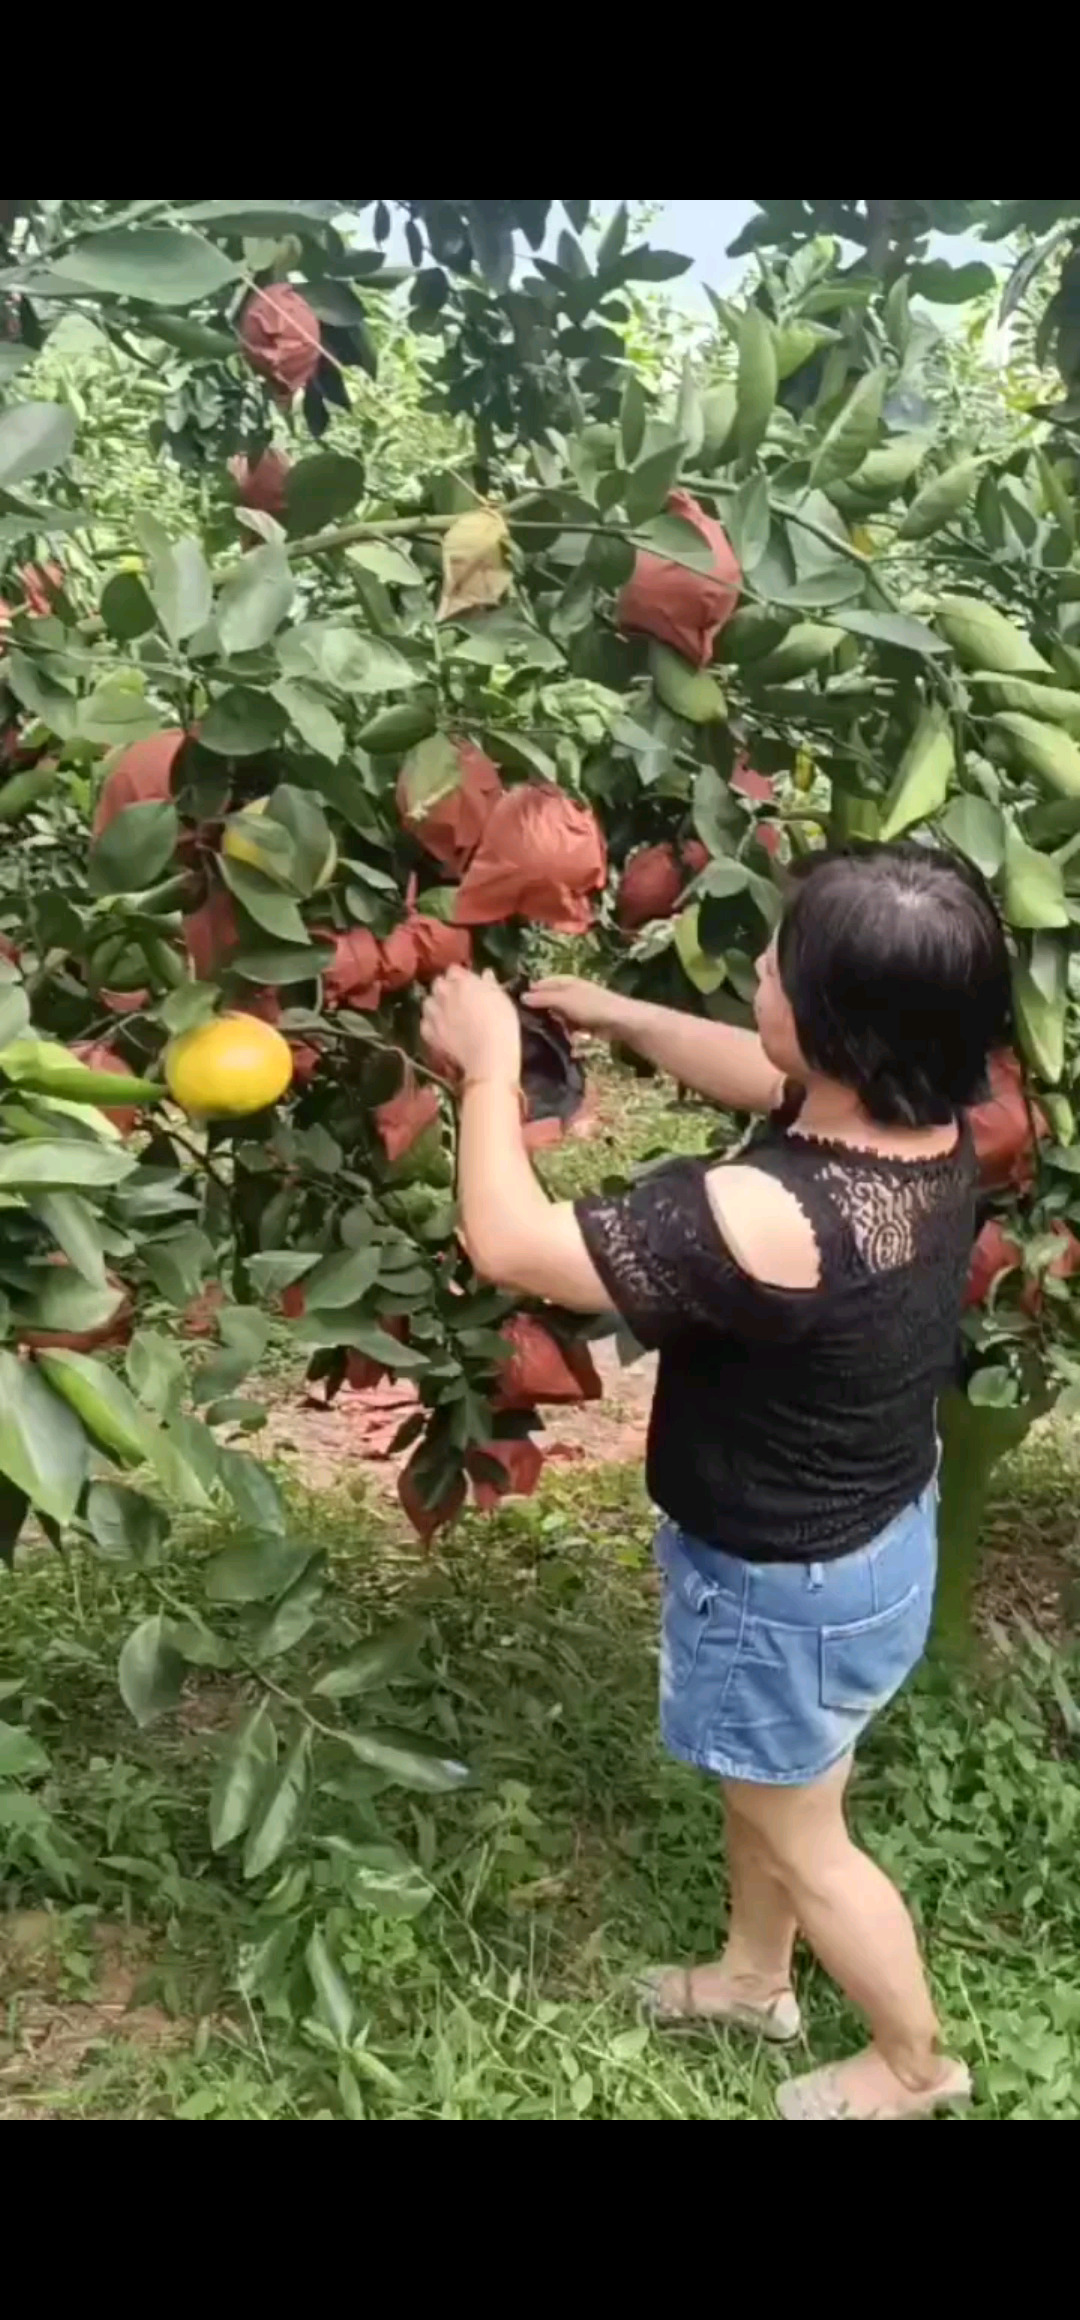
[{"left": 261, "top": 1338, "right": 658, "bottom": 1496}]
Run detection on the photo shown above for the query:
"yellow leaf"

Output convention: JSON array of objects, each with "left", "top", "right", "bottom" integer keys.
[{"left": 437, "top": 508, "right": 511, "bottom": 622}]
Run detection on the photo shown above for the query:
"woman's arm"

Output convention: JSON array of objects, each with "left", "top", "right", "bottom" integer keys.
[
  {"left": 421, "top": 969, "right": 614, "bottom": 1308},
  {"left": 525, "top": 977, "right": 784, "bottom": 1114},
  {"left": 458, "top": 1079, "right": 613, "bottom": 1306}
]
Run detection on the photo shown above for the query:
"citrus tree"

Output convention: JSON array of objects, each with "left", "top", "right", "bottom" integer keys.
[{"left": 2, "top": 195, "right": 1080, "bottom": 1806}]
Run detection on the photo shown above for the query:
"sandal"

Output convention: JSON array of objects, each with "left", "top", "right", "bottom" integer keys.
[
  {"left": 636, "top": 1964, "right": 802, "bottom": 2043},
  {"left": 776, "top": 2057, "right": 972, "bottom": 2121}
]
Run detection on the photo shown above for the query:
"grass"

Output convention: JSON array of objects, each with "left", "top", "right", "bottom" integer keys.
[{"left": 2, "top": 1438, "right": 1079, "bottom": 2120}]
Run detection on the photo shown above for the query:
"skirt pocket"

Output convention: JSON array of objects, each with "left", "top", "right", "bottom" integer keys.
[{"left": 820, "top": 1580, "right": 930, "bottom": 1715}]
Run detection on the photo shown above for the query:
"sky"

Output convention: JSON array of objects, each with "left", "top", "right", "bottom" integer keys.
[{"left": 639, "top": 200, "right": 1000, "bottom": 303}]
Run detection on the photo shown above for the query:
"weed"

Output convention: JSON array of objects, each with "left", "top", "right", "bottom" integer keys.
[{"left": 1, "top": 1440, "right": 1078, "bottom": 2119}]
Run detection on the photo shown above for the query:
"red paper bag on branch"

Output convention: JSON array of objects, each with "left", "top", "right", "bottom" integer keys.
[
  {"left": 229, "top": 449, "right": 291, "bottom": 517},
  {"left": 617, "top": 490, "right": 741, "bottom": 667},
  {"left": 616, "top": 837, "right": 709, "bottom": 931},
  {"left": 183, "top": 887, "right": 239, "bottom": 981},
  {"left": 396, "top": 739, "right": 502, "bottom": 876},
  {"left": 496, "top": 1314, "right": 603, "bottom": 1409},
  {"left": 240, "top": 286, "right": 321, "bottom": 400},
  {"left": 93, "top": 730, "right": 186, "bottom": 838},
  {"left": 71, "top": 1040, "right": 142, "bottom": 1134},
  {"left": 398, "top": 1457, "right": 466, "bottom": 1541},
  {"left": 454, "top": 785, "right": 606, "bottom": 935},
  {"left": 964, "top": 1220, "right": 1020, "bottom": 1309},
  {"left": 969, "top": 1050, "right": 1048, "bottom": 1191},
  {"left": 375, "top": 1070, "right": 440, "bottom": 1163},
  {"left": 318, "top": 926, "right": 382, "bottom": 1011},
  {"left": 467, "top": 1438, "right": 545, "bottom": 1510}
]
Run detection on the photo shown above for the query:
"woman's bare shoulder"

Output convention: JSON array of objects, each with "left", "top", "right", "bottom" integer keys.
[{"left": 703, "top": 1163, "right": 821, "bottom": 1290}]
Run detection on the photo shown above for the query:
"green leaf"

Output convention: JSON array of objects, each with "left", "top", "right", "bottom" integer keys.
[
  {"left": 878, "top": 707, "right": 954, "bottom": 841},
  {"left": 53, "top": 227, "right": 239, "bottom": 307},
  {"left": 216, "top": 544, "right": 295, "bottom": 656},
  {"left": 77, "top": 678, "right": 163, "bottom": 749},
  {"left": 209, "top": 1702, "right": 277, "bottom": 1852},
  {"left": 347, "top": 539, "right": 424, "bottom": 589},
  {"left": 0, "top": 1351, "right": 87, "bottom": 1527},
  {"left": 243, "top": 1731, "right": 310, "bottom": 1879},
  {"left": 726, "top": 475, "right": 771, "bottom": 572},
  {"left": 340, "top": 1728, "right": 469, "bottom": 1793},
  {"left": 829, "top": 606, "right": 946, "bottom": 656},
  {"left": 941, "top": 794, "right": 1005, "bottom": 877},
  {"left": 673, "top": 903, "right": 727, "bottom": 994},
  {"left": 0, "top": 1141, "right": 134, "bottom": 1192},
  {"left": 280, "top": 623, "right": 423, "bottom": 696},
  {"left": 272, "top": 680, "right": 344, "bottom": 764},
  {"left": 216, "top": 1448, "right": 288, "bottom": 1536},
  {"left": 192, "top": 1304, "right": 273, "bottom": 1405},
  {"left": 200, "top": 688, "right": 288, "bottom": 758},
  {"left": 809, "top": 367, "right": 887, "bottom": 490},
  {"left": 674, "top": 356, "right": 704, "bottom": 464},
  {"left": 14, "top": 1269, "right": 124, "bottom": 1340},
  {"left": 301, "top": 1244, "right": 382, "bottom": 1310},
  {"left": 610, "top": 245, "right": 691, "bottom": 285},
  {"left": 306, "top": 1928, "right": 354, "bottom": 2045},
  {"left": 465, "top": 202, "right": 514, "bottom": 292},
  {"left": 126, "top": 1328, "right": 186, "bottom": 1417},
  {"left": 132, "top": 516, "right": 212, "bottom": 647},
  {"left": 0, "top": 984, "right": 30, "bottom": 1048},
  {"left": 630, "top": 512, "right": 715, "bottom": 572},
  {"left": 898, "top": 457, "right": 981, "bottom": 542},
  {"left": 0, "top": 1721, "right": 51, "bottom": 1780},
  {"left": 285, "top": 453, "right": 367, "bottom": 538},
  {"left": 294, "top": 1315, "right": 426, "bottom": 1367},
  {"left": 204, "top": 1535, "right": 317, "bottom": 1606},
  {"left": 3, "top": 649, "right": 76, "bottom": 741},
  {"left": 28, "top": 1191, "right": 107, "bottom": 1287},
  {"left": 219, "top": 856, "right": 308, "bottom": 944},
  {"left": 968, "top": 1365, "right": 1019, "bottom": 1410},
  {"left": 118, "top": 1614, "right": 186, "bottom": 1728},
  {"left": 0, "top": 403, "right": 75, "bottom": 489},
  {"left": 0, "top": 1476, "right": 29, "bottom": 1568},
  {"left": 1003, "top": 828, "right": 1068, "bottom": 929},
  {"left": 252, "top": 1570, "right": 323, "bottom": 1659},
  {"left": 232, "top": 940, "right": 333, "bottom": 986},
  {"left": 910, "top": 259, "right": 997, "bottom": 305},
  {"left": 624, "top": 440, "right": 685, "bottom": 527},
  {"left": 736, "top": 307, "right": 777, "bottom": 462},
  {"left": 1014, "top": 944, "right": 1066, "bottom": 1082},
  {"left": 89, "top": 800, "right": 179, "bottom": 896},
  {"left": 620, "top": 372, "right": 646, "bottom": 465},
  {"left": 179, "top": 200, "right": 337, "bottom": 239},
  {"left": 312, "top": 1619, "right": 422, "bottom": 1701},
  {"left": 84, "top": 1483, "right": 170, "bottom": 1566}
]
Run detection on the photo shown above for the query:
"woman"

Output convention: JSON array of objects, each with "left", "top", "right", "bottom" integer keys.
[{"left": 421, "top": 842, "right": 1010, "bottom": 2121}]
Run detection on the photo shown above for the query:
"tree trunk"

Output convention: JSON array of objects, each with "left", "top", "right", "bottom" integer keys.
[{"left": 932, "top": 1386, "right": 1044, "bottom": 1653}]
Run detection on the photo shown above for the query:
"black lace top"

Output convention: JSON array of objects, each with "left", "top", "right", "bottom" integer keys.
[{"left": 575, "top": 1106, "right": 976, "bottom": 1563}]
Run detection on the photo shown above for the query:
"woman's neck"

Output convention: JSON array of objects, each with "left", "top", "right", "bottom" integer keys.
[{"left": 794, "top": 1074, "right": 959, "bottom": 1158}]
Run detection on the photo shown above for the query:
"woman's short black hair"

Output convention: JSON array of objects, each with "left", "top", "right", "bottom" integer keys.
[{"left": 776, "top": 842, "right": 1012, "bottom": 1126}]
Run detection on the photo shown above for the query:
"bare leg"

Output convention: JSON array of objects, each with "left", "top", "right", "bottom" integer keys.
[
  {"left": 639, "top": 1803, "right": 799, "bottom": 2035},
  {"left": 726, "top": 1756, "right": 966, "bottom": 2116},
  {"left": 711, "top": 1803, "right": 798, "bottom": 2000}
]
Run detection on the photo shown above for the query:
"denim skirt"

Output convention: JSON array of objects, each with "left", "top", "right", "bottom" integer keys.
[{"left": 654, "top": 1486, "right": 937, "bottom": 1786}]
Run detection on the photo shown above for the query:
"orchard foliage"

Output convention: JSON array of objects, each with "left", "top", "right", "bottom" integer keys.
[{"left": 2, "top": 192, "right": 1080, "bottom": 1743}]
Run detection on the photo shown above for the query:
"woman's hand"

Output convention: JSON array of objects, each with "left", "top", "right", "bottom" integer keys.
[
  {"left": 524, "top": 975, "right": 632, "bottom": 1038},
  {"left": 421, "top": 967, "right": 522, "bottom": 1084}
]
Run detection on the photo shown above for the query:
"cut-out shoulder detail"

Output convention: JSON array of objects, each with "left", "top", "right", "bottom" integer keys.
[{"left": 705, "top": 1165, "right": 821, "bottom": 1290}]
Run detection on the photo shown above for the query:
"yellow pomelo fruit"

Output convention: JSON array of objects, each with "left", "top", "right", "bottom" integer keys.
[
  {"left": 165, "top": 1013, "right": 294, "bottom": 1118},
  {"left": 222, "top": 797, "right": 281, "bottom": 879},
  {"left": 223, "top": 796, "right": 337, "bottom": 889}
]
